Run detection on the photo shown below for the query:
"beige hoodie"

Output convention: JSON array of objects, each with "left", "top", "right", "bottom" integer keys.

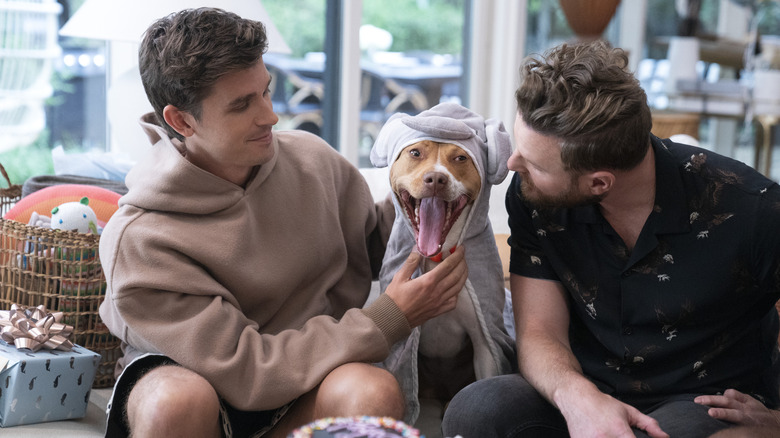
[{"left": 99, "top": 115, "right": 405, "bottom": 411}]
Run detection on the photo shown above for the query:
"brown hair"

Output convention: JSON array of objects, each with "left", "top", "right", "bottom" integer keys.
[
  {"left": 515, "top": 40, "right": 651, "bottom": 172},
  {"left": 138, "top": 7, "right": 269, "bottom": 140}
]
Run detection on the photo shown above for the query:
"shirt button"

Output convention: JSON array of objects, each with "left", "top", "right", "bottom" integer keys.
[{"left": 622, "top": 326, "right": 632, "bottom": 335}]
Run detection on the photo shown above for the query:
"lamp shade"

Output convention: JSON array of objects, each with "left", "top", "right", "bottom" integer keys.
[{"left": 59, "top": 0, "right": 290, "bottom": 54}]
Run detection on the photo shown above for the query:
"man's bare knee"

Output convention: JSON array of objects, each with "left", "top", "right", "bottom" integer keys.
[
  {"left": 126, "top": 365, "right": 221, "bottom": 438},
  {"left": 315, "top": 363, "right": 405, "bottom": 419}
]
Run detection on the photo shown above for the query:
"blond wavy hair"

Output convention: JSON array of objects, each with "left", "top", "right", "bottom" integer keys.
[{"left": 515, "top": 40, "right": 652, "bottom": 172}]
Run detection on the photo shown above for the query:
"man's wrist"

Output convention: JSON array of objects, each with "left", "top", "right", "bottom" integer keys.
[{"left": 551, "top": 374, "right": 599, "bottom": 411}]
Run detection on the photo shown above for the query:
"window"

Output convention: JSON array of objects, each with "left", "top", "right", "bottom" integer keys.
[
  {"left": 263, "top": 0, "right": 466, "bottom": 167},
  {"left": 10, "top": 1, "right": 770, "bottom": 186},
  {"left": 640, "top": 0, "right": 780, "bottom": 180},
  {"left": 0, "top": 1, "right": 470, "bottom": 185},
  {"left": 0, "top": 0, "right": 106, "bottom": 184}
]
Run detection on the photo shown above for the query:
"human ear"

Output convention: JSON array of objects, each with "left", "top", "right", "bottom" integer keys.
[
  {"left": 587, "top": 171, "right": 615, "bottom": 196},
  {"left": 162, "top": 104, "right": 195, "bottom": 138}
]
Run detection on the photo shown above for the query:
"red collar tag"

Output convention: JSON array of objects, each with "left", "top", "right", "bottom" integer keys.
[{"left": 428, "top": 245, "right": 457, "bottom": 263}]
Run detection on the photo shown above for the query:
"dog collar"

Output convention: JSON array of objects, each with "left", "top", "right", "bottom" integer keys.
[{"left": 429, "top": 245, "right": 457, "bottom": 263}]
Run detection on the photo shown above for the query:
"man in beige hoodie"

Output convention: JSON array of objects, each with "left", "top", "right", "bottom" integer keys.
[{"left": 99, "top": 7, "right": 467, "bottom": 438}]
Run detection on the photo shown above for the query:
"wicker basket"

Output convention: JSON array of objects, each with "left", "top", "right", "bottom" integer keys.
[
  {"left": 651, "top": 112, "right": 701, "bottom": 140},
  {"left": 0, "top": 168, "right": 120, "bottom": 388},
  {"left": 0, "top": 163, "right": 22, "bottom": 217}
]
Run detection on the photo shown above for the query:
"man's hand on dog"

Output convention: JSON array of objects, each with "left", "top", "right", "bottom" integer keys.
[{"left": 384, "top": 246, "right": 468, "bottom": 328}]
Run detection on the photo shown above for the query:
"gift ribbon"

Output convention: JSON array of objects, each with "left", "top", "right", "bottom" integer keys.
[{"left": 0, "top": 304, "right": 74, "bottom": 352}]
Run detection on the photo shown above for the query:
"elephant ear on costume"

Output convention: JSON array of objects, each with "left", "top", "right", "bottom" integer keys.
[
  {"left": 483, "top": 118, "right": 512, "bottom": 185},
  {"left": 369, "top": 113, "right": 410, "bottom": 169}
]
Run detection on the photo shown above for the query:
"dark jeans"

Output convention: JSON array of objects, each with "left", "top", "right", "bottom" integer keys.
[{"left": 441, "top": 374, "right": 731, "bottom": 438}]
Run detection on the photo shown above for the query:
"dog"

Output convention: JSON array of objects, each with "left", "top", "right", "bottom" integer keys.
[
  {"left": 391, "top": 139, "right": 496, "bottom": 399},
  {"left": 370, "top": 102, "right": 515, "bottom": 424},
  {"left": 390, "top": 140, "right": 481, "bottom": 261}
]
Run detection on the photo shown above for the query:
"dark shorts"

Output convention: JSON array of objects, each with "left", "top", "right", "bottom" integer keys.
[{"left": 104, "top": 354, "right": 294, "bottom": 438}]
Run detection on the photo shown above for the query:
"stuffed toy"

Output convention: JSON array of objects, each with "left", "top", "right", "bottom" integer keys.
[{"left": 50, "top": 197, "right": 99, "bottom": 234}]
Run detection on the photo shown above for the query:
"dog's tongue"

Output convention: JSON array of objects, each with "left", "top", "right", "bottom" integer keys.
[{"left": 418, "top": 197, "right": 446, "bottom": 257}]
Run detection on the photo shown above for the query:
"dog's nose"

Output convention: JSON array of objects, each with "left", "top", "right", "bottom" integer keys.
[{"left": 423, "top": 171, "right": 449, "bottom": 192}]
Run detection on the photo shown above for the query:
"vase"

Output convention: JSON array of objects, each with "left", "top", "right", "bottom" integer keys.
[{"left": 558, "top": 0, "right": 621, "bottom": 41}]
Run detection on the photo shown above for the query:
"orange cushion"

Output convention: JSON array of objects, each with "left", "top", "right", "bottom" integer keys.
[{"left": 4, "top": 184, "right": 121, "bottom": 228}]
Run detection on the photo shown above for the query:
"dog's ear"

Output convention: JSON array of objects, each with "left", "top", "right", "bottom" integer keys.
[
  {"left": 370, "top": 113, "right": 408, "bottom": 168},
  {"left": 484, "top": 118, "right": 512, "bottom": 185}
]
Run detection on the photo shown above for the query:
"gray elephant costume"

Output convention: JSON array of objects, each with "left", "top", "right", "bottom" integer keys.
[{"left": 370, "top": 102, "right": 516, "bottom": 423}]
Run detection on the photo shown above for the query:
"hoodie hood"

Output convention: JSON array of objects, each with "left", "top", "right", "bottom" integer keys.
[
  {"left": 119, "top": 113, "right": 277, "bottom": 215},
  {"left": 370, "top": 102, "right": 512, "bottom": 243}
]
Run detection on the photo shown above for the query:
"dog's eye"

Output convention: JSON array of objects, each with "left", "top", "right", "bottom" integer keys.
[
  {"left": 408, "top": 149, "right": 421, "bottom": 157},
  {"left": 454, "top": 155, "right": 468, "bottom": 162}
]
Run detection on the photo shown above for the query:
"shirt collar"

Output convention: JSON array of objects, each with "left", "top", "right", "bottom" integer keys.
[
  {"left": 650, "top": 136, "right": 691, "bottom": 234},
  {"left": 572, "top": 136, "right": 690, "bottom": 234}
]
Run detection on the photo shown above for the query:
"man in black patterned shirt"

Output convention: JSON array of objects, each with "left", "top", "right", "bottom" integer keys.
[{"left": 442, "top": 40, "right": 780, "bottom": 438}]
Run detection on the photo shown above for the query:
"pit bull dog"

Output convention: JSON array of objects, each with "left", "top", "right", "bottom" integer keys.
[{"left": 370, "top": 102, "right": 516, "bottom": 424}]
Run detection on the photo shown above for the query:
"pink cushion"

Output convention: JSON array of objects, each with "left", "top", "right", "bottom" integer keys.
[{"left": 4, "top": 184, "right": 121, "bottom": 228}]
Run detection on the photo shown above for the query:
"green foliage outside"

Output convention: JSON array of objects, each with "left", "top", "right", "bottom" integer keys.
[
  {"left": 756, "top": 0, "right": 780, "bottom": 35},
  {"left": 263, "top": 0, "right": 464, "bottom": 58},
  {"left": 262, "top": 0, "right": 327, "bottom": 58},
  {"left": 362, "top": 0, "right": 464, "bottom": 55},
  {"left": 0, "top": 132, "right": 55, "bottom": 187},
  {"left": 0, "top": 67, "right": 78, "bottom": 186}
]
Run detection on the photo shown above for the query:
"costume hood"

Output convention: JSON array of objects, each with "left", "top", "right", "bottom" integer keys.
[
  {"left": 370, "top": 102, "right": 512, "bottom": 247},
  {"left": 370, "top": 102, "right": 510, "bottom": 185}
]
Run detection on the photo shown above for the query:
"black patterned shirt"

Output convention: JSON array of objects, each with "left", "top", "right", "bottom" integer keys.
[{"left": 507, "top": 136, "right": 780, "bottom": 409}]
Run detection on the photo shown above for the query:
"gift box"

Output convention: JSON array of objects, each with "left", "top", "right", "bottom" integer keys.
[
  {"left": 0, "top": 339, "right": 100, "bottom": 427},
  {"left": 0, "top": 305, "right": 101, "bottom": 427},
  {"left": 0, "top": 219, "right": 121, "bottom": 388}
]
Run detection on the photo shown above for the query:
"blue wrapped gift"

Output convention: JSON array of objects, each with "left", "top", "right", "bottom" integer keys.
[{"left": 0, "top": 339, "right": 101, "bottom": 427}]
